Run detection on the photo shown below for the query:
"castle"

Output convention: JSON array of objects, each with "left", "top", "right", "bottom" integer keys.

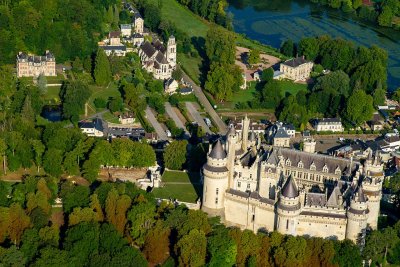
[
  {"left": 138, "top": 36, "right": 176, "bottom": 80},
  {"left": 16, "top": 51, "right": 56, "bottom": 78},
  {"left": 202, "top": 116, "right": 383, "bottom": 243}
]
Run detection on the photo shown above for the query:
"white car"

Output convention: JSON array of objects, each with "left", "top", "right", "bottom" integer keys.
[{"left": 166, "top": 130, "right": 171, "bottom": 137}]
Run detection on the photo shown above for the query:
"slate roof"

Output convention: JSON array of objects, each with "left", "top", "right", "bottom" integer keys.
[
  {"left": 356, "top": 186, "right": 367, "bottom": 203},
  {"left": 226, "top": 125, "right": 236, "bottom": 137},
  {"left": 100, "top": 45, "right": 126, "bottom": 51},
  {"left": 109, "top": 31, "right": 121, "bottom": 38},
  {"left": 282, "top": 56, "right": 310, "bottom": 68},
  {"left": 120, "top": 24, "right": 131, "bottom": 30},
  {"left": 17, "top": 51, "right": 55, "bottom": 63},
  {"left": 141, "top": 42, "right": 157, "bottom": 58},
  {"left": 155, "top": 51, "right": 168, "bottom": 64},
  {"left": 249, "top": 131, "right": 256, "bottom": 142},
  {"left": 315, "top": 118, "right": 342, "bottom": 125},
  {"left": 266, "top": 147, "right": 359, "bottom": 175},
  {"left": 209, "top": 140, "right": 227, "bottom": 159},
  {"left": 282, "top": 176, "right": 298, "bottom": 198},
  {"left": 326, "top": 185, "right": 342, "bottom": 207},
  {"left": 275, "top": 127, "right": 290, "bottom": 139},
  {"left": 300, "top": 211, "right": 346, "bottom": 219},
  {"left": 153, "top": 40, "right": 166, "bottom": 53},
  {"left": 306, "top": 192, "right": 326, "bottom": 206},
  {"left": 240, "top": 150, "right": 257, "bottom": 167}
]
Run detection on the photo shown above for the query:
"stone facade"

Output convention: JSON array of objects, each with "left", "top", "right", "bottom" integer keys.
[
  {"left": 202, "top": 117, "right": 383, "bottom": 243},
  {"left": 17, "top": 51, "right": 56, "bottom": 77},
  {"left": 138, "top": 36, "right": 176, "bottom": 80},
  {"left": 314, "top": 118, "right": 344, "bottom": 132},
  {"left": 279, "top": 56, "right": 313, "bottom": 81}
]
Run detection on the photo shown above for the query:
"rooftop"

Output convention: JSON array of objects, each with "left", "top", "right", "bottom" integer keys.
[{"left": 282, "top": 56, "right": 310, "bottom": 68}]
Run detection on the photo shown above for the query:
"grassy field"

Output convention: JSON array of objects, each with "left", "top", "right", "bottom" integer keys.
[
  {"left": 102, "top": 111, "right": 120, "bottom": 123},
  {"left": 88, "top": 82, "right": 121, "bottom": 110},
  {"left": 44, "top": 86, "right": 61, "bottom": 102},
  {"left": 152, "top": 170, "right": 202, "bottom": 203},
  {"left": 178, "top": 53, "right": 203, "bottom": 84},
  {"left": 278, "top": 80, "right": 309, "bottom": 96}
]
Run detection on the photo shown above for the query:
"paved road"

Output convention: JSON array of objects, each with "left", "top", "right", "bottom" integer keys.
[
  {"left": 185, "top": 102, "right": 212, "bottom": 134},
  {"left": 145, "top": 107, "right": 168, "bottom": 140},
  {"left": 181, "top": 72, "right": 227, "bottom": 134},
  {"left": 165, "top": 102, "right": 190, "bottom": 136}
]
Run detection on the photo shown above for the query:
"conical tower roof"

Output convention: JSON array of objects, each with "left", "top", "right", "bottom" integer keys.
[
  {"left": 249, "top": 130, "right": 256, "bottom": 142},
  {"left": 226, "top": 125, "right": 236, "bottom": 137},
  {"left": 327, "top": 185, "right": 342, "bottom": 207},
  {"left": 282, "top": 176, "right": 298, "bottom": 198},
  {"left": 356, "top": 186, "right": 366, "bottom": 203},
  {"left": 209, "top": 140, "right": 227, "bottom": 159}
]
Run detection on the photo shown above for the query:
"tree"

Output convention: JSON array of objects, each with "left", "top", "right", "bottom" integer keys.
[
  {"left": 61, "top": 184, "right": 90, "bottom": 213},
  {"left": 108, "top": 96, "right": 124, "bottom": 112},
  {"left": 260, "top": 80, "right": 282, "bottom": 109},
  {"left": 298, "top": 37, "right": 320, "bottom": 61},
  {"left": 143, "top": 222, "right": 170, "bottom": 265},
  {"left": 261, "top": 68, "right": 274, "bottom": 83},
  {"left": 207, "top": 227, "right": 237, "bottom": 267},
  {"left": 206, "top": 26, "right": 236, "bottom": 65},
  {"left": 312, "top": 70, "right": 351, "bottom": 97},
  {"left": 37, "top": 74, "right": 47, "bottom": 95},
  {"left": 281, "top": 39, "right": 295, "bottom": 57},
  {"left": 31, "top": 140, "right": 45, "bottom": 173},
  {"left": 128, "top": 201, "right": 156, "bottom": 246},
  {"left": 205, "top": 63, "right": 242, "bottom": 101},
  {"left": 60, "top": 81, "right": 91, "bottom": 122},
  {"left": 43, "top": 149, "right": 63, "bottom": 177},
  {"left": 373, "top": 87, "right": 386, "bottom": 107},
  {"left": 94, "top": 48, "right": 112, "bottom": 86},
  {"left": 8, "top": 203, "right": 30, "bottom": 245},
  {"left": 94, "top": 98, "right": 107, "bottom": 109},
  {"left": 344, "top": 89, "right": 374, "bottom": 126},
  {"left": 248, "top": 49, "right": 260, "bottom": 65},
  {"left": 163, "top": 140, "right": 188, "bottom": 170},
  {"left": 172, "top": 67, "right": 183, "bottom": 81},
  {"left": 175, "top": 229, "right": 207, "bottom": 267},
  {"left": 144, "top": 3, "right": 162, "bottom": 31},
  {"left": 378, "top": 6, "right": 393, "bottom": 27},
  {"left": 0, "top": 138, "right": 7, "bottom": 174}
]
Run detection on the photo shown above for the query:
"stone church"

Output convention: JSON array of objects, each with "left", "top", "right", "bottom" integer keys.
[
  {"left": 202, "top": 116, "right": 383, "bottom": 243},
  {"left": 138, "top": 36, "right": 176, "bottom": 80}
]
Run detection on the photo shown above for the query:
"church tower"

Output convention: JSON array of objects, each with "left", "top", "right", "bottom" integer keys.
[
  {"left": 202, "top": 140, "right": 229, "bottom": 216},
  {"left": 277, "top": 176, "right": 301, "bottom": 236},
  {"left": 346, "top": 186, "right": 369, "bottom": 243},
  {"left": 167, "top": 35, "right": 176, "bottom": 68}
]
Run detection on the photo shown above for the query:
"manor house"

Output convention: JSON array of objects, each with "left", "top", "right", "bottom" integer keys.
[
  {"left": 278, "top": 56, "right": 313, "bottom": 81},
  {"left": 202, "top": 116, "right": 383, "bottom": 243},
  {"left": 138, "top": 36, "right": 176, "bottom": 80},
  {"left": 17, "top": 51, "right": 56, "bottom": 77}
]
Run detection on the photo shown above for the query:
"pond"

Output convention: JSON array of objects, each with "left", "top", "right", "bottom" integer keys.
[
  {"left": 41, "top": 105, "right": 62, "bottom": 122},
  {"left": 228, "top": 0, "right": 400, "bottom": 90}
]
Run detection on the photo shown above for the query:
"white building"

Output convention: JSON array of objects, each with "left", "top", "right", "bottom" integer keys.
[
  {"left": 313, "top": 118, "right": 344, "bottom": 132},
  {"left": 138, "top": 36, "right": 176, "bottom": 80},
  {"left": 133, "top": 13, "right": 144, "bottom": 34},
  {"left": 202, "top": 118, "right": 383, "bottom": 243},
  {"left": 120, "top": 24, "right": 132, "bottom": 37},
  {"left": 16, "top": 51, "right": 56, "bottom": 78},
  {"left": 164, "top": 78, "right": 179, "bottom": 94},
  {"left": 279, "top": 56, "right": 313, "bottom": 81},
  {"left": 78, "top": 119, "right": 104, "bottom": 137}
]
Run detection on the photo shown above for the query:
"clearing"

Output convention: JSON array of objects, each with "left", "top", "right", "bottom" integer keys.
[{"left": 152, "top": 170, "right": 202, "bottom": 203}]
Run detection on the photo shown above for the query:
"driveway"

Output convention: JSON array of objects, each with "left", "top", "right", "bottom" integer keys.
[
  {"left": 185, "top": 102, "right": 212, "bottom": 134},
  {"left": 145, "top": 107, "right": 168, "bottom": 140},
  {"left": 181, "top": 72, "right": 227, "bottom": 134},
  {"left": 165, "top": 102, "right": 190, "bottom": 137}
]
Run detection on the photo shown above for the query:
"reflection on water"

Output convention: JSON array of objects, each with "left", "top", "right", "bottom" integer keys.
[
  {"left": 228, "top": 0, "right": 400, "bottom": 90},
  {"left": 41, "top": 105, "right": 62, "bottom": 122}
]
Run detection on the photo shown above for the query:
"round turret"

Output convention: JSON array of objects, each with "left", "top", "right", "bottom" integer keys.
[
  {"left": 346, "top": 186, "right": 369, "bottom": 243},
  {"left": 277, "top": 176, "right": 301, "bottom": 235},
  {"left": 202, "top": 140, "right": 229, "bottom": 216}
]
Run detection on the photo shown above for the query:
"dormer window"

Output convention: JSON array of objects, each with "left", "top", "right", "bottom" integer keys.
[
  {"left": 310, "top": 162, "right": 316, "bottom": 171},
  {"left": 335, "top": 167, "right": 341, "bottom": 175},
  {"left": 268, "top": 168, "right": 272, "bottom": 173},
  {"left": 286, "top": 159, "right": 291, "bottom": 166},
  {"left": 298, "top": 161, "right": 304, "bottom": 168},
  {"left": 322, "top": 165, "right": 328, "bottom": 173}
]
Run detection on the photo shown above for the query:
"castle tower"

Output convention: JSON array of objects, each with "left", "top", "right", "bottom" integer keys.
[
  {"left": 226, "top": 126, "right": 238, "bottom": 188},
  {"left": 363, "top": 152, "right": 383, "bottom": 230},
  {"left": 241, "top": 115, "right": 250, "bottom": 151},
  {"left": 248, "top": 129, "right": 256, "bottom": 147},
  {"left": 277, "top": 176, "right": 301, "bottom": 236},
  {"left": 346, "top": 186, "right": 369, "bottom": 243},
  {"left": 167, "top": 35, "right": 176, "bottom": 68},
  {"left": 303, "top": 138, "right": 316, "bottom": 153},
  {"left": 202, "top": 140, "right": 229, "bottom": 216}
]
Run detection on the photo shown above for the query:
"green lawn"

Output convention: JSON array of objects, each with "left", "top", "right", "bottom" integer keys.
[
  {"left": 278, "top": 80, "right": 309, "bottom": 96},
  {"left": 152, "top": 170, "right": 202, "bottom": 203},
  {"left": 88, "top": 82, "right": 121, "bottom": 110},
  {"left": 44, "top": 86, "right": 61, "bottom": 102},
  {"left": 102, "top": 111, "right": 120, "bottom": 123},
  {"left": 178, "top": 53, "right": 203, "bottom": 84}
]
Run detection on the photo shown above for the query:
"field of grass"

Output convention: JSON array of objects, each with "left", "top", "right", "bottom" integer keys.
[
  {"left": 102, "top": 111, "right": 120, "bottom": 123},
  {"left": 88, "top": 82, "right": 121, "bottom": 110},
  {"left": 43, "top": 86, "right": 61, "bottom": 103},
  {"left": 278, "top": 80, "right": 309, "bottom": 96},
  {"left": 152, "top": 170, "right": 202, "bottom": 203},
  {"left": 178, "top": 53, "right": 203, "bottom": 84}
]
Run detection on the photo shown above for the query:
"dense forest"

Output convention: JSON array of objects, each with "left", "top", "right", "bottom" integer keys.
[{"left": 1, "top": 176, "right": 399, "bottom": 266}]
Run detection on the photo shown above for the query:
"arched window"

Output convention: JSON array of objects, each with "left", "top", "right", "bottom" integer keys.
[
  {"left": 310, "top": 162, "right": 316, "bottom": 171},
  {"left": 286, "top": 159, "right": 291, "bottom": 166},
  {"left": 322, "top": 165, "right": 328, "bottom": 173},
  {"left": 298, "top": 161, "right": 304, "bottom": 168}
]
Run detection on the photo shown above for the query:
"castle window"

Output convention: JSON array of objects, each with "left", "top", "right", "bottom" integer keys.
[
  {"left": 250, "top": 174, "right": 252, "bottom": 179},
  {"left": 335, "top": 167, "right": 341, "bottom": 175},
  {"left": 298, "top": 161, "right": 304, "bottom": 168},
  {"left": 286, "top": 159, "right": 291, "bottom": 166},
  {"left": 215, "top": 197, "right": 218, "bottom": 204},
  {"left": 268, "top": 168, "right": 272, "bottom": 173},
  {"left": 238, "top": 181, "right": 241, "bottom": 188},
  {"left": 323, "top": 165, "right": 328, "bottom": 173},
  {"left": 247, "top": 183, "right": 250, "bottom": 190},
  {"left": 286, "top": 220, "right": 289, "bottom": 230},
  {"left": 216, "top": 188, "right": 219, "bottom": 195},
  {"left": 310, "top": 163, "right": 316, "bottom": 171}
]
